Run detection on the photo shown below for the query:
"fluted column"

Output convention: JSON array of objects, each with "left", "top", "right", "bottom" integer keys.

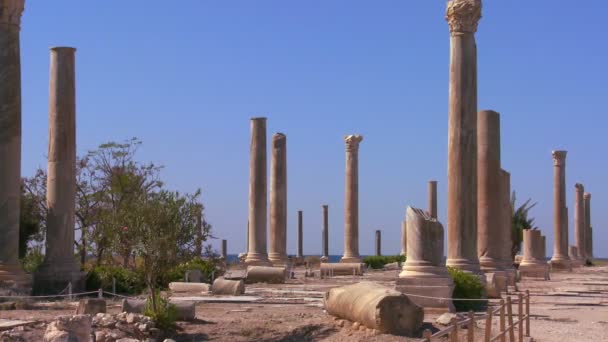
[
  {"left": 0, "top": 0, "right": 27, "bottom": 286},
  {"left": 400, "top": 220, "right": 407, "bottom": 256},
  {"left": 321, "top": 205, "right": 329, "bottom": 261},
  {"left": 550, "top": 150, "right": 570, "bottom": 270},
  {"left": 584, "top": 193, "right": 592, "bottom": 260},
  {"left": 428, "top": 181, "right": 438, "bottom": 219},
  {"left": 269, "top": 133, "right": 287, "bottom": 265},
  {"left": 477, "top": 110, "right": 502, "bottom": 271},
  {"left": 341, "top": 134, "right": 363, "bottom": 263},
  {"left": 296, "top": 210, "right": 303, "bottom": 258},
  {"left": 445, "top": 0, "right": 482, "bottom": 274},
  {"left": 245, "top": 118, "right": 270, "bottom": 265},
  {"left": 375, "top": 230, "right": 381, "bottom": 256},
  {"left": 574, "top": 184, "right": 586, "bottom": 261}
]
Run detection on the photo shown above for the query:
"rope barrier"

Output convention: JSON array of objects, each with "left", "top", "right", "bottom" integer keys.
[{"left": 0, "top": 291, "right": 99, "bottom": 299}]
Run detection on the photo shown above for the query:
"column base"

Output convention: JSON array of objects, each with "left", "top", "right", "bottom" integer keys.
[
  {"left": 396, "top": 276, "right": 455, "bottom": 313},
  {"left": 34, "top": 261, "right": 84, "bottom": 295},
  {"left": 244, "top": 253, "right": 271, "bottom": 266},
  {"left": 0, "top": 263, "right": 32, "bottom": 289},
  {"left": 268, "top": 253, "right": 289, "bottom": 267},
  {"left": 320, "top": 256, "right": 329, "bottom": 263},
  {"left": 446, "top": 258, "right": 482, "bottom": 275},
  {"left": 519, "top": 263, "right": 550, "bottom": 280},
  {"left": 483, "top": 271, "right": 507, "bottom": 298},
  {"left": 340, "top": 256, "right": 362, "bottom": 264},
  {"left": 550, "top": 257, "right": 572, "bottom": 271}
]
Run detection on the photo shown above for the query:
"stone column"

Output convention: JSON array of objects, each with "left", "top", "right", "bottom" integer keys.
[
  {"left": 428, "top": 181, "right": 438, "bottom": 219},
  {"left": 35, "top": 47, "right": 83, "bottom": 293},
  {"left": 341, "top": 135, "right": 363, "bottom": 263},
  {"left": 400, "top": 220, "right": 407, "bottom": 256},
  {"left": 477, "top": 110, "right": 502, "bottom": 272},
  {"left": 221, "top": 239, "right": 227, "bottom": 259},
  {"left": 445, "top": 0, "right": 482, "bottom": 274},
  {"left": 550, "top": 151, "right": 570, "bottom": 270},
  {"left": 520, "top": 230, "right": 549, "bottom": 279},
  {"left": 541, "top": 235, "right": 546, "bottom": 261},
  {"left": 245, "top": 118, "right": 270, "bottom": 265},
  {"left": 0, "top": 0, "right": 27, "bottom": 286},
  {"left": 296, "top": 210, "right": 303, "bottom": 258},
  {"left": 268, "top": 133, "right": 287, "bottom": 265},
  {"left": 574, "top": 184, "right": 586, "bottom": 261},
  {"left": 500, "top": 170, "right": 516, "bottom": 284},
  {"left": 375, "top": 230, "right": 381, "bottom": 256},
  {"left": 321, "top": 205, "right": 329, "bottom": 261},
  {"left": 584, "top": 193, "right": 592, "bottom": 260}
]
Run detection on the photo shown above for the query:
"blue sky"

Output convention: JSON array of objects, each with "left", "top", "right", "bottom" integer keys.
[{"left": 20, "top": 1, "right": 607, "bottom": 257}]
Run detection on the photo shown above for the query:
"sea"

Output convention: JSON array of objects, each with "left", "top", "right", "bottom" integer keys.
[{"left": 226, "top": 254, "right": 354, "bottom": 263}]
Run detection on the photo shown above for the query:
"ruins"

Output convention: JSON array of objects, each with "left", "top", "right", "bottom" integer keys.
[
  {"left": 550, "top": 150, "right": 571, "bottom": 270},
  {"left": 268, "top": 133, "right": 288, "bottom": 265},
  {"left": 340, "top": 134, "right": 363, "bottom": 264}
]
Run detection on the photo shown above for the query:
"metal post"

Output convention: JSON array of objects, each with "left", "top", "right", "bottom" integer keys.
[
  {"left": 518, "top": 293, "right": 523, "bottom": 342},
  {"left": 525, "top": 290, "right": 530, "bottom": 337},
  {"left": 507, "top": 296, "right": 515, "bottom": 342},
  {"left": 500, "top": 299, "right": 506, "bottom": 342},
  {"left": 468, "top": 310, "right": 475, "bottom": 342},
  {"left": 484, "top": 307, "right": 492, "bottom": 342}
]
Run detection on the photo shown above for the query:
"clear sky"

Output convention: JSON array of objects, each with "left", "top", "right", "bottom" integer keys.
[{"left": 20, "top": 1, "right": 607, "bottom": 257}]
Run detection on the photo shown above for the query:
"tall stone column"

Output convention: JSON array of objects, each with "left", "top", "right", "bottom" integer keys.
[
  {"left": 550, "top": 151, "right": 570, "bottom": 270},
  {"left": 268, "top": 133, "right": 287, "bottom": 265},
  {"left": 428, "top": 181, "right": 438, "bottom": 219},
  {"left": 500, "top": 170, "right": 516, "bottom": 284},
  {"left": 245, "top": 118, "right": 270, "bottom": 265},
  {"left": 584, "top": 193, "right": 592, "bottom": 260},
  {"left": 221, "top": 239, "right": 227, "bottom": 259},
  {"left": 574, "top": 184, "right": 586, "bottom": 261},
  {"left": 375, "top": 230, "right": 381, "bottom": 256},
  {"left": 477, "top": 110, "right": 502, "bottom": 272},
  {"left": 296, "top": 210, "right": 303, "bottom": 258},
  {"left": 321, "top": 205, "right": 329, "bottom": 261},
  {"left": 0, "top": 0, "right": 27, "bottom": 286},
  {"left": 35, "top": 47, "right": 83, "bottom": 293},
  {"left": 400, "top": 220, "right": 407, "bottom": 256},
  {"left": 341, "top": 135, "right": 363, "bottom": 263},
  {"left": 445, "top": 0, "right": 482, "bottom": 274}
]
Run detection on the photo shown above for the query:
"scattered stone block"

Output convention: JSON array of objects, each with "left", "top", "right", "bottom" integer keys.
[
  {"left": 184, "top": 269, "right": 203, "bottom": 282},
  {"left": 211, "top": 277, "right": 245, "bottom": 295},
  {"left": 75, "top": 298, "right": 106, "bottom": 315},
  {"left": 121, "top": 299, "right": 195, "bottom": 321},
  {"left": 383, "top": 262, "right": 400, "bottom": 271},
  {"left": 168, "top": 282, "right": 210, "bottom": 293},
  {"left": 245, "top": 266, "right": 286, "bottom": 284},
  {"left": 320, "top": 263, "right": 364, "bottom": 276},
  {"left": 43, "top": 315, "right": 91, "bottom": 342}
]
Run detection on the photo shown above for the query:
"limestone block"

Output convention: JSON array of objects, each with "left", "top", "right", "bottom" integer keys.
[
  {"left": 324, "top": 281, "right": 423, "bottom": 336},
  {"left": 245, "top": 266, "right": 286, "bottom": 284},
  {"left": 75, "top": 298, "right": 106, "bottom": 315},
  {"left": 121, "top": 299, "right": 195, "bottom": 321},
  {"left": 484, "top": 272, "right": 506, "bottom": 298},
  {"left": 184, "top": 269, "right": 203, "bottom": 282},
  {"left": 211, "top": 277, "right": 245, "bottom": 295},
  {"left": 383, "top": 262, "right": 401, "bottom": 271},
  {"left": 320, "top": 263, "right": 364, "bottom": 276},
  {"left": 168, "top": 282, "right": 210, "bottom": 293},
  {"left": 43, "top": 315, "right": 92, "bottom": 342}
]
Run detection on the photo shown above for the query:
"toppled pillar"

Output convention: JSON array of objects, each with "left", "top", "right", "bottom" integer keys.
[
  {"left": 168, "top": 282, "right": 211, "bottom": 293},
  {"left": 211, "top": 277, "right": 245, "bottom": 295},
  {"left": 519, "top": 230, "right": 549, "bottom": 280},
  {"left": 396, "top": 207, "right": 455, "bottom": 312},
  {"left": 324, "top": 281, "right": 423, "bottom": 336},
  {"left": 245, "top": 266, "right": 286, "bottom": 284},
  {"left": 320, "top": 262, "right": 364, "bottom": 276}
]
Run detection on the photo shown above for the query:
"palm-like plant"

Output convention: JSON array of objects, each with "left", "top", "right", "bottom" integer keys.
[{"left": 511, "top": 191, "right": 538, "bottom": 258}]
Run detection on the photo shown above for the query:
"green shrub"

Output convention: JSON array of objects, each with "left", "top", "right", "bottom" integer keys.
[
  {"left": 144, "top": 291, "right": 178, "bottom": 332},
  {"left": 85, "top": 266, "right": 146, "bottom": 295},
  {"left": 161, "top": 257, "right": 218, "bottom": 286},
  {"left": 363, "top": 255, "right": 406, "bottom": 269},
  {"left": 21, "top": 249, "right": 44, "bottom": 273},
  {"left": 447, "top": 266, "right": 488, "bottom": 312}
]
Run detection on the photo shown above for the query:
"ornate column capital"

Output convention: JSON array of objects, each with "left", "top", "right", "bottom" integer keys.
[
  {"left": 583, "top": 192, "right": 591, "bottom": 200},
  {"left": 446, "top": 0, "right": 482, "bottom": 34},
  {"left": 551, "top": 150, "right": 567, "bottom": 166},
  {"left": 0, "top": 0, "right": 24, "bottom": 28},
  {"left": 344, "top": 134, "right": 363, "bottom": 152},
  {"left": 575, "top": 183, "right": 585, "bottom": 193},
  {"left": 272, "top": 132, "right": 286, "bottom": 148}
]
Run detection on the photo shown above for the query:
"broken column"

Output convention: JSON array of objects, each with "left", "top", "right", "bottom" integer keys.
[
  {"left": 550, "top": 151, "right": 571, "bottom": 270},
  {"left": 321, "top": 205, "right": 329, "bottom": 262},
  {"left": 400, "top": 220, "right": 407, "bottom": 256},
  {"left": 35, "top": 47, "right": 83, "bottom": 294},
  {"left": 574, "top": 184, "right": 586, "bottom": 262},
  {"left": 519, "top": 230, "right": 549, "bottom": 279},
  {"left": 341, "top": 135, "right": 363, "bottom": 263},
  {"left": 375, "top": 230, "right": 381, "bottom": 256},
  {"left": 584, "top": 192, "right": 593, "bottom": 261},
  {"left": 0, "top": 0, "right": 28, "bottom": 287},
  {"left": 428, "top": 181, "right": 438, "bottom": 219},
  {"left": 396, "top": 207, "right": 455, "bottom": 312},
  {"left": 297, "top": 210, "right": 303, "bottom": 259},
  {"left": 500, "top": 170, "right": 517, "bottom": 285},
  {"left": 568, "top": 246, "right": 581, "bottom": 267},
  {"left": 245, "top": 118, "right": 270, "bottom": 265},
  {"left": 268, "top": 133, "right": 288, "bottom": 265},
  {"left": 445, "top": 0, "right": 483, "bottom": 275}
]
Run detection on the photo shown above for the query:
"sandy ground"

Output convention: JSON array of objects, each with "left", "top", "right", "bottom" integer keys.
[{"left": 1, "top": 264, "right": 607, "bottom": 341}]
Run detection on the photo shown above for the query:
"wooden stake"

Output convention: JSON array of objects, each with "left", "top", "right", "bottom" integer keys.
[
  {"left": 500, "top": 299, "right": 506, "bottom": 342},
  {"left": 484, "top": 306, "right": 493, "bottom": 342},
  {"left": 468, "top": 310, "right": 475, "bottom": 342},
  {"left": 507, "top": 296, "right": 515, "bottom": 342}
]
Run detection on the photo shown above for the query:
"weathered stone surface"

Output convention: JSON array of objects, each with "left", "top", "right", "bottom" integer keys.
[
  {"left": 245, "top": 117, "right": 270, "bottom": 265},
  {"left": 341, "top": 135, "right": 363, "bottom": 263},
  {"left": 428, "top": 181, "right": 438, "bottom": 219},
  {"left": 245, "top": 266, "right": 286, "bottom": 284},
  {"left": 211, "top": 277, "right": 245, "bottom": 295},
  {"left": 184, "top": 269, "right": 202, "bottom": 283},
  {"left": 324, "top": 281, "right": 423, "bottom": 336},
  {"left": 43, "top": 315, "right": 91, "bottom": 342},
  {"left": 500, "top": 170, "right": 517, "bottom": 286},
  {"left": 550, "top": 151, "right": 571, "bottom": 270},
  {"left": 520, "top": 230, "right": 549, "bottom": 280},
  {"left": 400, "top": 220, "right": 407, "bottom": 256},
  {"left": 574, "top": 184, "right": 586, "bottom": 262},
  {"left": 383, "top": 262, "right": 400, "bottom": 271},
  {"left": 320, "top": 263, "right": 364, "bottom": 276},
  {"left": 121, "top": 299, "right": 195, "bottom": 321},
  {"left": 168, "top": 282, "right": 210, "bottom": 293},
  {"left": 445, "top": 0, "right": 482, "bottom": 275},
  {"left": 269, "top": 133, "right": 288, "bottom": 265},
  {"left": 75, "top": 298, "right": 106, "bottom": 315},
  {"left": 397, "top": 207, "right": 455, "bottom": 312}
]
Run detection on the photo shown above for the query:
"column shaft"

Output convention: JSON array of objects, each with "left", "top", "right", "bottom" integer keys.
[
  {"left": 550, "top": 151, "right": 570, "bottom": 269},
  {"left": 584, "top": 193, "right": 592, "bottom": 259},
  {"left": 500, "top": 170, "right": 514, "bottom": 268},
  {"left": 341, "top": 135, "right": 363, "bottom": 263},
  {"left": 297, "top": 210, "right": 303, "bottom": 258},
  {"left": 269, "top": 133, "right": 287, "bottom": 264},
  {"left": 574, "top": 184, "right": 585, "bottom": 261},
  {"left": 401, "top": 220, "right": 407, "bottom": 256},
  {"left": 428, "top": 181, "right": 437, "bottom": 219},
  {"left": 221, "top": 239, "right": 227, "bottom": 259},
  {"left": 375, "top": 230, "right": 381, "bottom": 256},
  {"left": 322, "top": 205, "right": 329, "bottom": 260}
]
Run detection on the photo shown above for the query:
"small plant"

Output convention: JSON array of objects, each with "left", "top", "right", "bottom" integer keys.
[
  {"left": 21, "top": 248, "right": 44, "bottom": 273},
  {"left": 162, "top": 257, "right": 218, "bottom": 286},
  {"left": 363, "top": 255, "right": 406, "bottom": 269},
  {"left": 144, "top": 291, "right": 178, "bottom": 332},
  {"left": 85, "top": 265, "right": 146, "bottom": 295},
  {"left": 447, "top": 266, "right": 488, "bottom": 312}
]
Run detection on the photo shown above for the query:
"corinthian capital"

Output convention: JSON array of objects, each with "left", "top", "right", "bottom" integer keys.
[
  {"left": 0, "top": 0, "right": 25, "bottom": 28},
  {"left": 583, "top": 192, "right": 591, "bottom": 200},
  {"left": 575, "top": 183, "right": 585, "bottom": 193},
  {"left": 551, "top": 150, "right": 567, "bottom": 166},
  {"left": 272, "top": 132, "right": 286, "bottom": 149},
  {"left": 344, "top": 134, "right": 363, "bottom": 152},
  {"left": 446, "top": 0, "right": 482, "bottom": 34}
]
